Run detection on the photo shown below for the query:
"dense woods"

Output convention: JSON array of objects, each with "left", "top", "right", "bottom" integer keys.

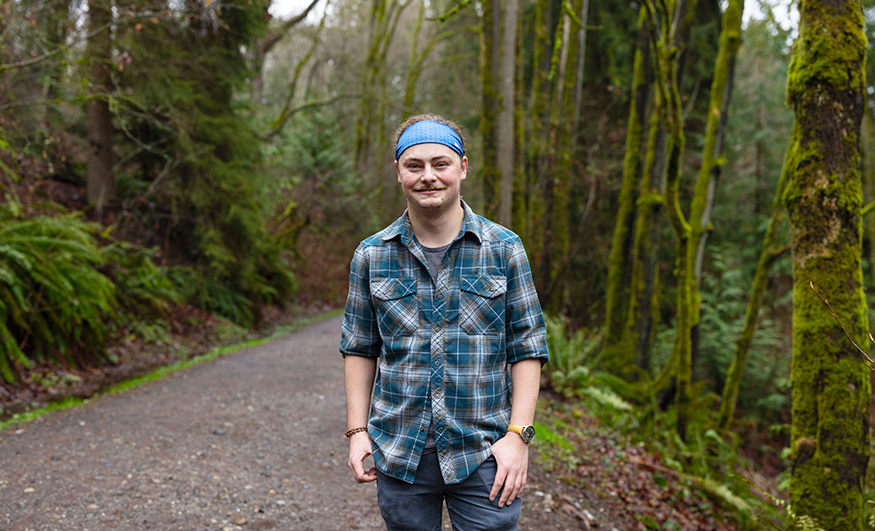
[{"left": 4, "top": 0, "right": 875, "bottom": 527}]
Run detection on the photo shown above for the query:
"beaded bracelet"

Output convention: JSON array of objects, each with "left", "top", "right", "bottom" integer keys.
[{"left": 345, "top": 427, "right": 367, "bottom": 438}]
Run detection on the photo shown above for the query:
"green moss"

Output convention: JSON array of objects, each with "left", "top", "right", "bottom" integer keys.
[
  {"left": 604, "top": 9, "right": 649, "bottom": 356},
  {"left": 785, "top": 1, "right": 869, "bottom": 528}
]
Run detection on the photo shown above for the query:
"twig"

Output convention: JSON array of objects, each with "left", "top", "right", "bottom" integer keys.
[{"left": 809, "top": 280, "right": 875, "bottom": 370}]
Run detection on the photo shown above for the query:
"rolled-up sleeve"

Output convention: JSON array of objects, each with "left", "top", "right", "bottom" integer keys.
[
  {"left": 340, "top": 244, "right": 381, "bottom": 358},
  {"left": 504, "top": 240, "right": 549, "bottom": 365}
]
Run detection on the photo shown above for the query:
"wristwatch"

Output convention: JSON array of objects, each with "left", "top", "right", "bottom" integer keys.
[{"left": 507, "top": 424, "right": 536, "bottom": 444}]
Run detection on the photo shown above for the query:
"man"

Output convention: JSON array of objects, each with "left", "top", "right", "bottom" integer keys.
[{"left": 341, "top": 114, "right": 548, "bottom": 531}]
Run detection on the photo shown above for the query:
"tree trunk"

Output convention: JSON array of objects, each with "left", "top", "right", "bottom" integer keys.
[
  {"left": 604, "top": 7, "right": 649, "bottom": 371},
  {"left": 86, "top": 0, "right": 117, "bottom": 216},
  {"left": 524, "top": 0, "right": 554, "bottom": 287},
  {"left": 541, "top": 5, "right": 573, "bottom": 309},
  {"left": 496, "top": 0, "right": 518, "bottom": 228},
  {"left": 786, "top": 0, "right": 869, "bottom": 528},
  {"left": 642, "top": 0, "right": 691, "bottom": 439},
  {"left": 571, "top": 0, "right": 590, "bottom": 144},
  {"left": 688, "top": 0, "right": 743, "bottom": 381},
  {"left": 480, "top": 0, "right": 501, "bottom": 220}
]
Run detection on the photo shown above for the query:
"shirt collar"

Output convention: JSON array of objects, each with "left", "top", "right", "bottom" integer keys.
[{"left": 380, "top": 200, "right": 483, "bottom": 245}]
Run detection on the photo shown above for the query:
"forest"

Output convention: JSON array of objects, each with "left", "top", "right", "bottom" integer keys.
[{"left": 3, "top": 0, "right": 875, "bottom": 528}]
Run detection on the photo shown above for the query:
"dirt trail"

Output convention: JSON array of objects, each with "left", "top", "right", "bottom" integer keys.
[{"left": 0, "top": 316, "right": 588, "bottom": 531}]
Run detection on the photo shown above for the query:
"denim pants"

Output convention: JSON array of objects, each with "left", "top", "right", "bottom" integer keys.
[{"left": 376, "top": 452, "right": 522, "bottom": 531}]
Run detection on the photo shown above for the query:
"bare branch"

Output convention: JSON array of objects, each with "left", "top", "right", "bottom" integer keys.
[
  {"left": 809, "top": 280, "right": 875, "bottom": 370},
  {"left": 261, "top": 0, "right": 322, "bottom": 55},
  {"left": 264, "top": 94, "right": 360, "bottom": 139}
]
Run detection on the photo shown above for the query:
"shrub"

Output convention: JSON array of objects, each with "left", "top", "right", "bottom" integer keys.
[{"left": 0, "top": 208, "right": 116, "bottom": 381}]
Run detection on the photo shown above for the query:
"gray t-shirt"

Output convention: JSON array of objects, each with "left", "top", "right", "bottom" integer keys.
[{"left": 420, "top": 242, "right": 451, "bottom": 453}]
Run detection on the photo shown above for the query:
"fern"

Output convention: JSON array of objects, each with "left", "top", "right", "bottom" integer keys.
[
  {"left": 682, "top": 474, "right": 753, "bottom": 515},
  {"left": 545, "top": 314, "right": 603, "bottom": 395},
  {"left": 0, "top": 209, "right": 117, "bottom": 381},
  {"left": 581, "top": 387, "right": 634, "bottom": 412},
  {"left": 100, "top": 242, "right": 180, "bottom": 318}
]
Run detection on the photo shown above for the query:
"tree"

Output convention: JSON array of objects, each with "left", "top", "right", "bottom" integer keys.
[
  {"left": 784, "top": 0, "right": 870, "bottom": 528},
  {"left": 85, "top": 0, "right": 117, "bottom": 215},
  {"left": 603, "top": 7, "right": 649, "bottom": 372}
]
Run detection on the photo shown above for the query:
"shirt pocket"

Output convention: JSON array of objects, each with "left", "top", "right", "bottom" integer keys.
[
  {"left": 371, "top": 277, "right": 419, "bottom": 337},
  {"left": 459, "top": 275, "right": 507, "bottom": 336}
]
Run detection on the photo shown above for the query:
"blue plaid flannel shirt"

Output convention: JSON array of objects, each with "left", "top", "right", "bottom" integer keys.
[{"left": 340, "top": 201, "right": 548, "bottom": 484}]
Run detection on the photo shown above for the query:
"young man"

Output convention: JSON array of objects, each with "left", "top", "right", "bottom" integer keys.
[{"left": 341, "top": 114, "right": 548, "bottom": 531}]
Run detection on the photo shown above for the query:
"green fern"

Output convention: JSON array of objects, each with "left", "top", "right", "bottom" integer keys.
[
  {"left": 581, "top": 387, "right": 634, "bottom": 412},
  {"left": 682, "top": 473, "right": 753, "bottom": 515},
  {"left": 100, "top": 242, "right": 180, "bottom": 317},
  {"left": 0, "top": 210, "right": 117, "bottom": 381}
]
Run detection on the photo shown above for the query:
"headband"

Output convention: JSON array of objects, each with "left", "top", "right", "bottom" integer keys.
[{"left": 395, "top": 120, "right": 465, "bottom": 161}]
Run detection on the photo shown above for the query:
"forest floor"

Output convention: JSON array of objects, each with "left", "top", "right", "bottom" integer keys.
[{"left": 0, "top": 314, "right": 746, "bottom": 531}]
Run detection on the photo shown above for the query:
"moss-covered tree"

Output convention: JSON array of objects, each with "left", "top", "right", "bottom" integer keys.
[
  {"left": 603, "top": 7, "right": 649, "bottom": 374},
  {"left": 784, "top": 0, "right": 870, "bottom": 528}
]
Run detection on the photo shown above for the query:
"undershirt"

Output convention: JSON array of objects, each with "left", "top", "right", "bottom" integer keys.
[{"left": 420, "top": 242, "right": 451, "bottom": 453}]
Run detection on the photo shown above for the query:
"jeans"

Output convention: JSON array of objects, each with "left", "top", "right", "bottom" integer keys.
[{"left": 376, "top": 452, "right": 522, "bottom": 531}]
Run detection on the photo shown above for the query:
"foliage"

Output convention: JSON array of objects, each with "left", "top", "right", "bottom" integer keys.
[
  {"left": 109, "top": 0, "right": 297, "bottom": 325},
  {"left": 546, "top": 310, "right": 771, "bottom": 525},
  {"left": 0, "top": 204, "right": 116, "bottom": 382},
  {"left": 100, "top": 242, "right": 180, "bottom": 319}
]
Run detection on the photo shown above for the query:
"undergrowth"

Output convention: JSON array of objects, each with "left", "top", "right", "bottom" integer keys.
[{"left": 543, "top": 313, "right": 801, "bottom": 530}]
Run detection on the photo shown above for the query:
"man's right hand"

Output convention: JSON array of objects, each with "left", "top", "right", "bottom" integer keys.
[{"left": 348, "top": 431, "right": 377, "bottom": 483}]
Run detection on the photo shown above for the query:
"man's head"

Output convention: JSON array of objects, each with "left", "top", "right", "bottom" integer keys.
[
  {"left": 393, "top": 114, "right": 468, "bottom": 163},
  {"left": 393, "top": 114, "right": 469, "bottom": 216}
]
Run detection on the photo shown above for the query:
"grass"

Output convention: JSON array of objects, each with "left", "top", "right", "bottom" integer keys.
[{"left": 0, "top": 308, "right": 343, "bottom": 434}]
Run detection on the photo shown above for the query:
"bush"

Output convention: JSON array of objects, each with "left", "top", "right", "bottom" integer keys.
[{"left": 0, "top": 208, "right": 116, "bottom": 381}]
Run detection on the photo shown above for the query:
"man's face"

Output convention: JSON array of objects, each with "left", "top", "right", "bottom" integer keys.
[{"left": 395, "top": 143, "right": 468, "bottom": 214}]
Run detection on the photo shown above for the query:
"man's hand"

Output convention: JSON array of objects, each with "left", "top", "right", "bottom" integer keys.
[
  {"left": 348, "top": 431, "right": 377, "bottom": 483},
  {"left": 489, "top": 433, "right": 529, "bottom": 507}
]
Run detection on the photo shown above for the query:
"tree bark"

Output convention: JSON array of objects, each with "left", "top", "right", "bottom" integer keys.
[
  {"left": 786, "top": 0, "right": 870, "bottom": 528},
  {"left": 496, "top": 0, "right": 518, "bottom": 228},
  {"left": 688, "top": 0, "right": 743, "bottom": 378},
  {"left": 541, "top": 2, "right": 574, "bottom": 309},
  {"left": 480, "top": 0, "right": 501, "bottom": 220},
  {"left": 524, "top": 0, "right": 554, "bottom": 287},
  {"left": 86, "top": 0, "right": 117, "bottom": 216},
  {"left": 604, "top": 7, "right": 650, "bottom": 370}
]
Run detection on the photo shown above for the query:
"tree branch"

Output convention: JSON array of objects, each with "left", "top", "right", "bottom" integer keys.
[
  {"left": 809, "top": 281, "right": 875, "bottom": 370},
  {"left": 261, "top": 0, "right": 322, "bottom": 55}
]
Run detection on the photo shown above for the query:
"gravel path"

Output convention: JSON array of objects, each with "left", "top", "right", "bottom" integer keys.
[{"left": 0, "top": 316, "right": 586, "bottom": 531}]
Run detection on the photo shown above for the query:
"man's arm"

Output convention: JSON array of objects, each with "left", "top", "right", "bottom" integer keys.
[
  {"left": 489, "top": 358, "right": 541, "bottom": 507},
  {"left": 345, "top": 354, "right": 378, "bottom": 483}
]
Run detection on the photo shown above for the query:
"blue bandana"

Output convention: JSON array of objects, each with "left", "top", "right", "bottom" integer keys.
[{"left": 395, "top": 120, "right": 465, "bottom": 161}]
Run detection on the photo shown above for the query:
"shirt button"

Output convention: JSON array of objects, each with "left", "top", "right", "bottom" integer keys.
[
  {"left": 433, "top": 324, "right": 440, "bottom": 333},
  {"left": 434, "top": 360, "right": 440, "bottom": 366},
  {"left": 437, "top": 426, "right": 444, "bottom": 432},
  {"left": 436, "top": 293, "right": 444, "bottom": 300},
  {"left": 420, "top": 427, "right": 425, "bottom": 432}
]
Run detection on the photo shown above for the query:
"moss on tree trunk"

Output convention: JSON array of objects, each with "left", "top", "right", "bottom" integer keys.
[
  {"left": 785, "top": 1, "right": 870, "bottom": 528},
  {"left": 604, "top": 8, "right": 649, "bottom": 358}
]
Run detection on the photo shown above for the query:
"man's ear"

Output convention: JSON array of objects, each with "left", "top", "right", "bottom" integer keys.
[
  {"left": 460, "top": 156, "right": 468, "bottom": 181},
  {"left": 394, "top": 160, "right": 401, "bottom": 183}
]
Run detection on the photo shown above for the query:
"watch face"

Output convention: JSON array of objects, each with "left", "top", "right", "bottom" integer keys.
[{"left": 522, "top": 425, "right": 536, "bottom": 442}]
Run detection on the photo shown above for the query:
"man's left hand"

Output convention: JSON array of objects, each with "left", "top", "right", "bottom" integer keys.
[{"left": 489, "top": 433, "right": 529, "bottom": 508}]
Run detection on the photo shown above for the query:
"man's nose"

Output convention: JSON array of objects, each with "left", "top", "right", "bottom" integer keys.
[{"left": 421, "top": 165, "right": 437, "bottom": 181}]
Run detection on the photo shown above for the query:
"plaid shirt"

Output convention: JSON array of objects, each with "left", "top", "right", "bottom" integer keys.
[{"left": 340, "top": 201, "right": 548, "bottom": 484}]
